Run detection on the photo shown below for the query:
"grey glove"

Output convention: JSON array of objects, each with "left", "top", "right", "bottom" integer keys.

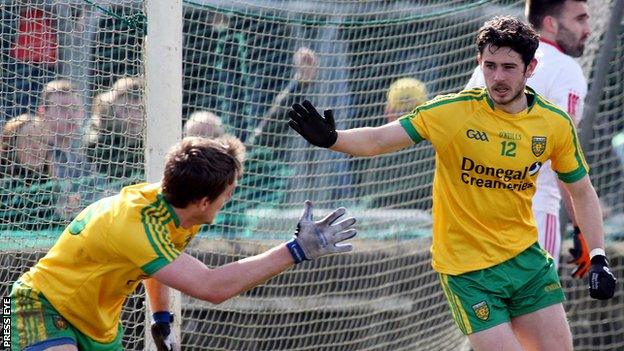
[{"left": 286, "top": 200, "right": 357, "bottom": 263}]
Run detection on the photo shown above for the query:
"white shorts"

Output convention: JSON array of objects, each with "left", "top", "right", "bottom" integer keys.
[{"left": 534, "top": 210, "right": 561, "bottom": 268}]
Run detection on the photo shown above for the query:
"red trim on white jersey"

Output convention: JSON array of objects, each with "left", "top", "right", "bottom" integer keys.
[
  {"left": 568, "top": 92, "right": 580, "bottom": 118},
  {"left": 545, "top": 213, "right": 556, "bottom": 256},
  {"left": 539, "top": 38, "right": 564, "bottom": 53}
]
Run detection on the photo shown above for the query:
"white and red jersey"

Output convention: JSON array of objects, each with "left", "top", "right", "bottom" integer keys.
[{"left": 465, "top": 39, "right": 587, "bottom": 215}]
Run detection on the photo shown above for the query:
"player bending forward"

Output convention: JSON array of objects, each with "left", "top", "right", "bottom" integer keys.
[
  {"left": 10, "top": 136, "right": 357, "bottom": 351},
  {"left": 289, "top": 16, "right": 615, "bottom": 351}
]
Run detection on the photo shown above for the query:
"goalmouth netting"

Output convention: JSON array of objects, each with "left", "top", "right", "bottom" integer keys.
[{"left": 0, "top": 0, "right": 623, "bottom": 350}]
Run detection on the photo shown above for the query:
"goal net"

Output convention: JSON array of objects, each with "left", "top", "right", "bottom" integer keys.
[{"left": 0, "top": 0, "right": 622, "bottom": 350}]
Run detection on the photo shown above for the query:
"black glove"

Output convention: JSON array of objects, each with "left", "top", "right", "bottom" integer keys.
[
  {"left": 288, "top": 100, "right": 338, "bottom": 148},
  {"left": 151, "top": 311, "right": 176, "bottom": 351},
  {"left": 568, "top": 226, "right": 590, "bottom": 278},
  {"left": 588, "top": 255, "right": 617, "bottom": 300}
]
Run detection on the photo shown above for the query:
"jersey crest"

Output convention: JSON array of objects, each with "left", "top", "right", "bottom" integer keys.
[{"left": 532, "top": 136, "right": 547, "bottom": 157}]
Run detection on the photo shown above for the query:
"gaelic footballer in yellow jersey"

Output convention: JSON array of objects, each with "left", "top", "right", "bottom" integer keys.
[
  {"left": 10, "top": 136, "right": 358, "bottom": 351},
  {"left": 398, "top": 86, "right": 587, "bottom": 275},
  {"left": 289, "top": 15, "right": 615, "bottom": 351},
  {"left": 19, "top": 183, "right": 200, "bottom": 343}
]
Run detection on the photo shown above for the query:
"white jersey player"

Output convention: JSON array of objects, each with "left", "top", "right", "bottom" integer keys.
[{"left": 465, "top": 0, "right": 591, "bottom": 276}]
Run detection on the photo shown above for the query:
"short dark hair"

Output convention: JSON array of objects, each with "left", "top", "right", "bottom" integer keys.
[
  {"left": 526, "top": 0, "right": 587, "bottom": 30},
  {"left": 476, "top": 16, "right": 540, "bottom": 67},
  {"left": 162, "top": 136, "right": 245, "bottom": 208}
]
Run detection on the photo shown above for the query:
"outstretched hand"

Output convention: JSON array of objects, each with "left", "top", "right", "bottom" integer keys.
[
  {"left": 288, "top": 100, "right": 338, "bottom": 148},
  {"left": 286, "top": 200, "right": 357, "bottom": 263}
]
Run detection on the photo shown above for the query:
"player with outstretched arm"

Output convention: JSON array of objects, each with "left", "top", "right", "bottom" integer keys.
[
  {"left": 466, "top": 0, "right": 592, "bottom": 278},
  {"left": 9, "top": 136, "right": 357, "bottom": 351},
  {"left": 288, "top": 16, "right": 615, "bottom": 351}
]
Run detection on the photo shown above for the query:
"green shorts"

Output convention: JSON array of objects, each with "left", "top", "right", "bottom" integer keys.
[
  {"left": 10, "top": 280, "right": 123, "bottom": 351},
  {"left": 439, "top": 242, "right": 565, "bottom": 335}
]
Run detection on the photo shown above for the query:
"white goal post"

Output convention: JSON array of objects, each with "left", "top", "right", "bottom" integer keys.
[{"left": 144, "top": 0, "right": 183, "bottom": 349}]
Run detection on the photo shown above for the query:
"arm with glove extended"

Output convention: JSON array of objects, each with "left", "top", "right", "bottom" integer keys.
[
  {"left": 563, "top": 175, "right": 617, "bottom": 300},
  {"left": 152, "top": 201, "right": 357, "bottom": 304},
  {"left": 288, "top": 100, "right": 413, "bottom": 156}
]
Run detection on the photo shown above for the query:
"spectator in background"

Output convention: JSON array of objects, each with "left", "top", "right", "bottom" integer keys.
[
  {"left": 250, "top": 46, "right": 319, "bottom": 151},
  {"left": 2, "top": 4, "right": 58, "bottom": 119},
  {"left": 35, "top": 79, "right": 100, "bottom": 218},
  {"left": 87, "top": 76, "right": 144, "bottom": 185},
  {"left": 247, "top": 48, "right": 320, "bottom": 218},
  {"left": 184, "top": 110, "right": 224, "bottom": 139},
  {"left": 183, "top": 110, "right": 291, "bottom": 236},
  {"left": 360, "top": 77, "right": 434, "bottom": 210},
  {"left": 0, "top": 114, "right": 63, "bottom": 229},
  {"left": 385, "top": 78, "right": 428, "bottom": 122},
  {"left": 35, "top": 79, "right": 88, "bottom": 178}
]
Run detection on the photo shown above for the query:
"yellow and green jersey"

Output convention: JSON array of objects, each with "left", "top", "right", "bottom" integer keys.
[
  {"left": 399, "top": 87, "right": 587, "bottom": 275},
  {"left": 20, "top": 182, "right": 200, "bottom": 343}
]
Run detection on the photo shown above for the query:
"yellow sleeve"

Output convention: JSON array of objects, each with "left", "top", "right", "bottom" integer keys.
[
  {"left": 550, "top": 115, "right": 589, "bottom": 183},
  {"left": 399, "top": 109, "right": 428, "bottom": 144},
  {"left": 111, "top": 213, "right": 181, "bottom": 276},
  {"left": 398, "top": 95, "right": 466, "bottom": 150}
]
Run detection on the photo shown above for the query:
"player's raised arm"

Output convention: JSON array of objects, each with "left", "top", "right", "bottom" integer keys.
[
  {"left": 288, "top": 100, "right": 413, "bottom": 156},
  {"left": 152, "top": 200, "right": 356, "bottom": 304}
]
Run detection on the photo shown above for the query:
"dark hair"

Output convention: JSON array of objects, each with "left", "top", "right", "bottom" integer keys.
[
  {"left": 526, "top": 0, "right": 587, "bottom": 30},
  {"left": 476, "top": 16, "right": 540, "bottom": 67},
  {"left": 161, "top": 136, "right": 245, "bottom": 208}
]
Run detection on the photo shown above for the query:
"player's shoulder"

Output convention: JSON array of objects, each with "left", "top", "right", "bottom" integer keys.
[
  {"left": 417, "top": 88, "right": 486, "bottom": 112},
  {"left": 535, "top": 43, "right": 586, "bottom": 80},
  {"left": 531, "top": 91, "right": 574, "bottom": 126},
  {"left": 115, "top": 182, "right": 166, "bottom": 221}
]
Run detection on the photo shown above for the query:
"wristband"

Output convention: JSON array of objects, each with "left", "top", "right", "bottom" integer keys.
[
  {"left": 286, "top": 238, "right": 307, "bottom": 264},
  {"left": 152, "top": 311, "right": 173, "bottom": 324},
  {"left": 589, "top": 248, "right": 606, "bottom": 260}
]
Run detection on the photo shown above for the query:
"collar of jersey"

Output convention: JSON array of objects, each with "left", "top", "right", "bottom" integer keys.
[
  {"left": 484, "top": 85, "right": 538, "bottom": 117},
  {"left": 156, "top": 193, "right": 182, "bottom": 227},
  {"left": 539, "top": 38, "right": 564, "bottom": 53}
]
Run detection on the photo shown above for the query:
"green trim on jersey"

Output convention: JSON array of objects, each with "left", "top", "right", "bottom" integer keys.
[
  {"left": 525, "top": 86, "right": 538, "bottom": 112},
  {"left": 399, "top": 117, "right": 423, "bottom": 143},
  {"left": 535, "top": 97, "right": 588, "bottom": 182},
  {"left": 157, "top": 194, "right": 180, "bottom": 226},
  {"left": 400, "top": 92, "right": 488, "bottom": 144},
  {"left": 417, "top": 94, "right": 486, "bottom": 112},
  {"left": 140, "top": 198, "right": 181, "bottom": 266},
  {"left": 557, "top": 166, "right": 587, "bottom": 183},
  {"left": 141, "top": 257, "right": 170, "bottom": 276}
]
